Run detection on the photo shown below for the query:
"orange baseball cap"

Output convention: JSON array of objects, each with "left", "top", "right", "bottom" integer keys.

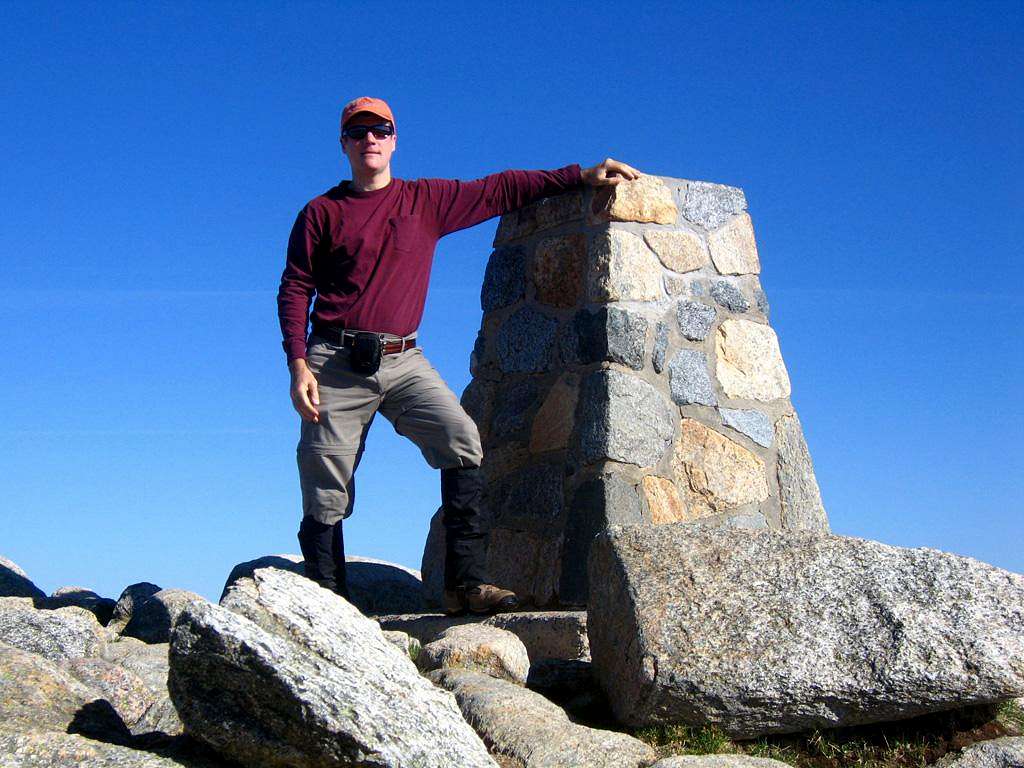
[{"left": 340, "top": 97, "right": 395, "bottom": 133}]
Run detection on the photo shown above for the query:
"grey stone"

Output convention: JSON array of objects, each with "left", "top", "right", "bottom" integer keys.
[
  {"left": 668, "top": 349, "right": 718, "bottom": 406},
  {"left": 653, "top": 321, "right": 669, "bottom": 374},
  {"left": 719, "top": 407, "right": 774, "bottom": 447},
  {"left": 754, "top": 285, "right": 770, "bottom": 316},
  {"left": 376, "top": 611, "right": 590, "bottom": 664},
  {"left": 574, "top": 369, "right": 675, "bottom": 467},
  {"left": 44, "top": 586, "right": 116, "bottom": 626},
  {"left": 723, "top": 511, "right": 769, "bottom": 529},
  {"left": 490, "top": 379, "right": 541, "bottom": 439},
  {"left": 683, "top": 181, "right": 747, "bottom": 231},
  {"left": 420, "top": 506, "right": 445, "bottom": 609},
  {"left": 430, "top": 668, "right": 656, "bottom": 768},
  {"left": 461, "top": 378, "right": 494, "bottom": 437},
  {"left": 526, "top": 658, "right": 595, "bottom": 700},
  {"left": 676, "top": 300, "right": 717, "bottom": 341},
  {"left": 481, "top": 245, "right": 526, "bottom": 312},
  {"left": 775, "top": 413, "right": 830, "bottom": 531},
  {"left": 220, "top": 553, "right": 425, "bottom": 615},
  {"left": 934, "top": 736, "right": 1024, "bottom": 767},
  {"left": 108, "top": 582, "right": 162, "bottom": 633},
  {"left": 588, "top": 523, "right": 1024, "bottom": 736},
  {"left": 0, "top": 556, "right": 45, "bottom": 602},
  {"left": 0, "top": 729, "right": 229, "bottom": 767},
  {"left": 710, "top": 280, "right": 750, "bottom": 313},
  {"left": 173, "top": 568, "right": 496, "bottom": 768},
  {"left": 606, "top": 307, "right": 649, "bottom": 370},
  {"left": 558, "top": 308, "right": 603, "bottom": 366},
  {"left": 651, "top": 756, "right": 793, "bottom": 767},
  {"left": 123, "top": 589, "right": 207, "bottom": 644},
  {"left": 560, "top": 475, "right": 644, "bottom": 605},
  {"left": 0, "top": 641, "right": 131, "bottom": 742},
  {"left": 496, "top": 306, "right": 558, "bottom": 373},
  {"left": 558, "top": 307, "right": 647, "bottom": 370},
  {"left": 347, "top": 556, "right": 425, "bottom": 615},
  {"left": 382, "top": 629, "right": 421, "bottom": 661},
  {"left": 0, "top": 597, "right": 107, "bottom": 662},
  {"left": 470, "top": 329, "right": 486, "bottom": 374},
  {"left": 418, "top": 624, "right": 530, "bottom": 684},
  {"left": 489, "top": 462, "right": 565, "bottom": 533}
]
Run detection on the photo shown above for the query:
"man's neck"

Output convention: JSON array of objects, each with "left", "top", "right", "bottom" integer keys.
[{"left": 350, "top": 168, "right": 392, "bottom": 193}]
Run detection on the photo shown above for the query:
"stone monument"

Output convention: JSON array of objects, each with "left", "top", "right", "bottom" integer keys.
[{"left": 424, "top": 175, "right": 829, "bottom": 607}]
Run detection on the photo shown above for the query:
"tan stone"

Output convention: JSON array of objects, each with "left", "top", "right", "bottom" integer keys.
[
  {"left": 664, "top": 274, "right": 688, "bottom": 296},
  {"left": 643, "top": 229, "right": 708, "bottom": 273},
  {"left": 588, "top": 229, "right": 663, "bottom": 302},
  {"left": 708, "top": 212, "right": 761, "bottom": 275},
  {"left": 671, "top": 419, "right": 769, "bottom": 516},
  {"left": 715, "top": 319, "right": 791, "bottom": 402},
  {"left": 591, "top": 176, "right": 678, "bottom": 225},
  {"left": 642, "top": 475, "right": 694, "bottom": 524},
  {"left": 529, "top": 375, "right": 578, "bottom": 453},
  {"left": 494, "top": 192, "right": 584, "bottom": 244},
  {"left": 532, "top": 234, "right": 586, "bottom": 307}
]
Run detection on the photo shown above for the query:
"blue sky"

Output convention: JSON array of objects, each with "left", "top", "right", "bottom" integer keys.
[{"left": 1, "top": 1, "right": 1020, "bottom": 602}]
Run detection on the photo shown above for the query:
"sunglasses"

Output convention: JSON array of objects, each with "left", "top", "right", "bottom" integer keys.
[{"left": 341, "top": 123, "right": 395, "bottom": 141}]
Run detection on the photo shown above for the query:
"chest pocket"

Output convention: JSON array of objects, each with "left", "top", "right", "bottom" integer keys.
[{"left": 388, "top": 214, "right": 423, "bottom": 253}]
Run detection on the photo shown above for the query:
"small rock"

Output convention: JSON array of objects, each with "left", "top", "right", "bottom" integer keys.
[
  {"left": 668, "top": 349, "right": 718, "bottom": 406},
  {"left": 0, "top": 555, "right": 46, "bottom": 602},
  {"left": 651, "top": 756, "right": 793, "bottom": 767},
  {"left": 44, "top": 586, "right": 116, "bottom": 625},
  {"left": 122, "top": 589, "right": 207, "bottom": 644},
  {"left": 683, "top": 181, "right": 746, "bottom": 231},
  {"left": 419, "top": 624, "right": 530, "bottom": 684},
  {"left": 933, "top": 736, "right": 1024, "bottom": 767},
  {"left": 676, "top": 300, "right": 717, "bottom": 341},
  {"left": 710, "top": 280, "right": 750, "bottom": 313},
  {"left": 0, "top": 597, "right": 107, "bottom": 662},
  {"left": 719, "top": 407, "right": 774, "bottom": 448},
  {"left": 108, "top": 582, "right": 162, "bottom": 633}
]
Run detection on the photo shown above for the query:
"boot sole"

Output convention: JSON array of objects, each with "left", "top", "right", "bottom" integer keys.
[{"left": 468, "top": 596, "right": 518, "bottom": 615}]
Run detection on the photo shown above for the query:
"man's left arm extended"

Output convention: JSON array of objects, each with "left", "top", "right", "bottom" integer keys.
[{"left": 430, "top": 158, "right": 641, "bottom": 236}]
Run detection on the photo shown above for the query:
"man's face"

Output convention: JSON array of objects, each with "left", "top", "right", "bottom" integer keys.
[{"left": 340, "top": 112, "right": 396, "bottom": 176}]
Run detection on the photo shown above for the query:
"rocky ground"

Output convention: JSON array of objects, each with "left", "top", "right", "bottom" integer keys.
[{"left": 2, "top": 524, "right": 1023, "bottom": 768}]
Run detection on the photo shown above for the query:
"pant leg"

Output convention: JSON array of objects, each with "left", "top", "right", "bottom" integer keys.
[
  {"left": 376, "top": 347, "right": 488, "bottom": 587},
  {"left": 297, "top": 337, "right": 381, "bottom": 526}
]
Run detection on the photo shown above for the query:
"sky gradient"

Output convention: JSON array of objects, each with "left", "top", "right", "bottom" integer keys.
[{"left": 1, "top": 1, "right": 1021, "bottom": 602}]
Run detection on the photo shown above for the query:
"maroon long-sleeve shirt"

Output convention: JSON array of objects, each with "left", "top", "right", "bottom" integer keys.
[{"left": 276, "top": 164, "right": 583, "bottom": 362}]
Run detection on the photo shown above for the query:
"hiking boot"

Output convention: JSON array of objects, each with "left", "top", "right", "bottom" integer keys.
[{"left": 443, "top": 583, "right": 518, "bottom": 616}]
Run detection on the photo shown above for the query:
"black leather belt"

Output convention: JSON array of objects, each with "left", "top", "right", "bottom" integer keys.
[{"left": 313, "top": 326, "right": 416, "bottom": 355}]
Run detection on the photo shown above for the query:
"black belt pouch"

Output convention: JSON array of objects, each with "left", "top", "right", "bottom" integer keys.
[{"left": 350, "top": 332, "right": 383, "bottom": 375}]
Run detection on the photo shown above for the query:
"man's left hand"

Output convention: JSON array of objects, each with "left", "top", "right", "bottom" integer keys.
[{"left": 581, "top": 158, "right": 642, "bottom": 186}]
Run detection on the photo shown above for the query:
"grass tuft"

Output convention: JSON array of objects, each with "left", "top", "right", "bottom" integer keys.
[{"left": 633, "top": 700, "right": 1024, "bottom": 767}]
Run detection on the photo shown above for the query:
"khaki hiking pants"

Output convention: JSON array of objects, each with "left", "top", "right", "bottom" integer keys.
[{"left": 297, "top": 333, "right": 483, "bottom": 526}]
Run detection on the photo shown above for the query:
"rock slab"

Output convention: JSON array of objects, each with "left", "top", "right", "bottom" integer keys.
[
  {"left": 430, "top": 667, "right": 656, "bottom": 768},
  {"left": 170, "top": 567, "right": 495, "bottom": 767},
  {"left": 587, "top": 523, "right": 1024, "bottom": 737}
]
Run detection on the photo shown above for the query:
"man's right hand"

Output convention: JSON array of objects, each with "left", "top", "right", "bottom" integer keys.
[{"left": 289, "top": 359, "right": 320, "bottom": 423}]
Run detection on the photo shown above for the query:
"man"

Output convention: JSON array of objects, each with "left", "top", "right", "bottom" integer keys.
[{"left": 277, "top": 96, "right": 640, "bottom": 615}]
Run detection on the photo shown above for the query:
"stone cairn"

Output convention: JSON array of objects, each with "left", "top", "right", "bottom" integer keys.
[{"left": 457, "top": 175, "right": 830, "bottom": 607}]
